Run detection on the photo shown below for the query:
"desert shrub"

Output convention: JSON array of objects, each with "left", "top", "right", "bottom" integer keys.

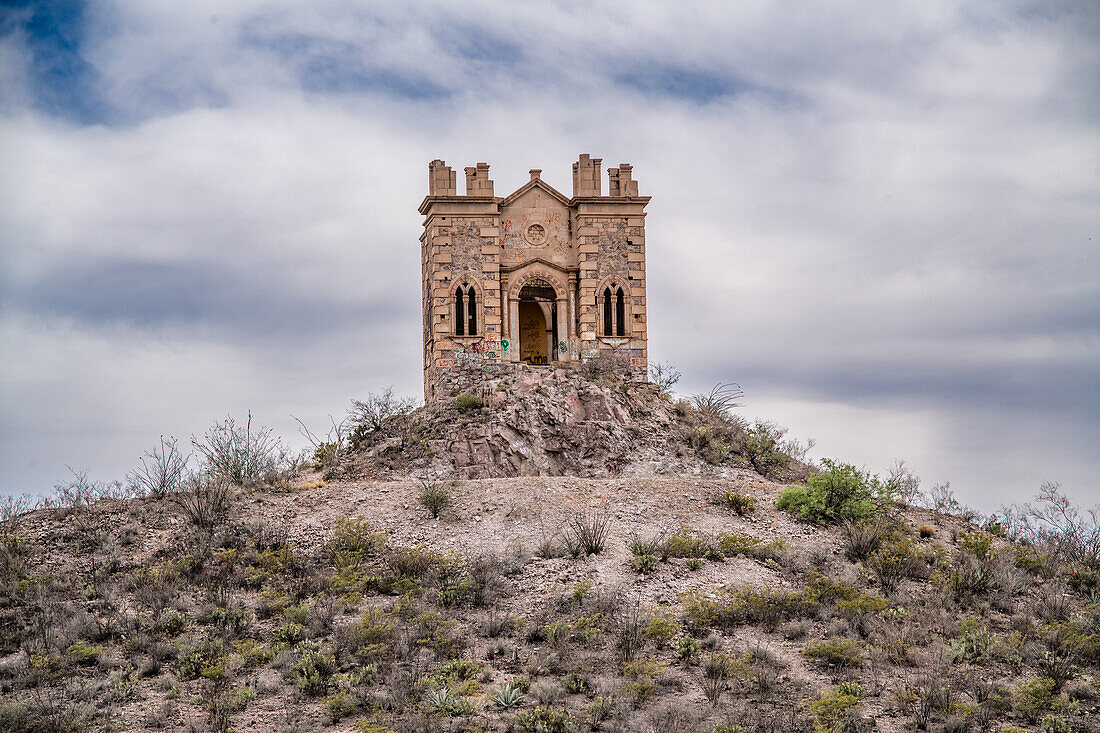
[
  {"left": 172, "top": 473, "right": 234, "bottom": 531},
  {"left": 801, "top": 638, "right": 866, "bottom": 668},
  {"left": 842, "top": 519, "right": 891, "bottom": 562},
  {"left": 691, "top": 427, "right": 729, "bottom": 464},
  {"left": 514, "top": 706, "right": 572, "bottom": 733},
  {"left": 1001, "top": 483, "right": 1100, "bottom": 575},
  {"left": 867, "top": 534, "right": 931, "bottom": 593},
  {"left": 128, "top": 436, "right": 189, "bottom": 497},
  {"left": 643, "top": 611, "right": 679, "bottom": 649},
  {"left": 290, "top": 640, "right": 337, "bottom": 696},
  {"left": 417, "top": 478, "right": 450, "bottom": 518},
  {"left": 330, "top": 517, "right": 387, "bottom": 562},
  {"left": 682, "top": 585, "right": 820, "bottom": 633},
  {"left": 337, "top": 607, "right": 397, "bottom": 663},
  {"left": 1041, "top": 715, "right": 1071, "bottom": 733},
  {"left": 453, "top": 393, "right": 483, "bottom": 411},
  {"left": 1036, "top": 623, "right": 1094, "bottom": 692},
  {"left": 806, "top": 684, "right": 867, "bottom": 733},
  {"left": 273, "top": 622, "right": 305, "bottom": 645},
  {"left": 192, "top": 412, "right": 289, "bottom": 487},
  {"left": 677, "top": 636, "right": 702, "bottom": 661},
  {"left": 691, "top": 382, "right": 744, "bottom": 422},
  {"left": 325, "top": 691, "right": 354, "bottom": 722},
  {"left": 701, "top": 652, "right": 734, "bottom": 706},
  {"left": 835, "top": 593, "right": 889, "bottom": 621},
  {"left": 740, "top": 421, "right": 790, "bottom": 478},
  {"left": 649, "top": 362, "right": 681, "bottom": 399},
  {"left": 664, "top": 526, "right": 719, "bottom": 560},
  {"left": 722, "top": 492, "right": 757, "bottom": 516},
  {"left": 562, "top": 506, "right": 611, "bottom": 556},
  {"left": 348, "top": 387, "right": 417, "bottom": 443},
  {"left": 716, "top": 532, "right": 762, "bottom": 557},
  {"left": 630, "top": 554, "right": 658, "bottom": 575},
  {"left": 777, "top": 459, "right": 887, "bottom": 524},
  {"left": 622, "top": 658, "right": 665, "bottom": 708},
  {"left": 177, "top": 637, "right": 230, "bottom": 681},
  {"left": 1013, "top": 678, "right": 1058, "bottom": 723},
  {"left": 65, "top": 640, "right": 103, "bottom": 667}
]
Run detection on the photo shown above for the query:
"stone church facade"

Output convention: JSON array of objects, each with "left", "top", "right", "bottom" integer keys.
[{"left": 419, "top": 154, "right": 650, "bottom": 404}]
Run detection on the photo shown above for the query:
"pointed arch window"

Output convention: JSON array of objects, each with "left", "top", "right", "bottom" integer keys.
[
  {"left": 454, "top": 287, "right": 465, "bottom": 336},
  {"left": 467, "top": 287, "right": 477, "bottom": 335},
  {"left": 615, "top": 288, "right": 625, "bottom": 337},
  {"left": 600, "top": 283, "right": 627, "bottom": 337},
  {"left": 454, "top": 283, "right": 478, "bottom": 336}
]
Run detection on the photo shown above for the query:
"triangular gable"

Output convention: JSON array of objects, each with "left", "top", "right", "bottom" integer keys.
[
  {"left": 500, "top": 178, "right": 571, "bottom": 208},
  {"left": 500, "top": 256, "right": 575, "bottom": 274}
]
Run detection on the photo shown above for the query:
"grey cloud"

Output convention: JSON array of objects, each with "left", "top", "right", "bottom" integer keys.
[{"left": 1, "top": 0, "right": 1097, "bottom": 510}]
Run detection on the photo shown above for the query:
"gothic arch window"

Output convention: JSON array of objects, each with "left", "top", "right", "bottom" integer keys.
[
  {"left": 453, "top": 282, "right": 479, "bottom": 337},
  {"left": 599, "top": 281, "right": 628, "bottom": 337}
]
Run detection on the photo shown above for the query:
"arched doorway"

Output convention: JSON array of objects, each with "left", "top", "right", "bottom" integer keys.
[{"left": 518, "top": 282, "right": 557, "bottom": 365}]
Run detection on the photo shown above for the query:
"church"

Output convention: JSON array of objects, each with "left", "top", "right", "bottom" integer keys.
[{"left": 419, "top": 154, "right": 650, "bottom": 403}]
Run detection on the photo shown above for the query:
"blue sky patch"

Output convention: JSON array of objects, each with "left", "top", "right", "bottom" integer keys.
[{"left": 2, "top": 0, "right": 112, "bottom": 123}]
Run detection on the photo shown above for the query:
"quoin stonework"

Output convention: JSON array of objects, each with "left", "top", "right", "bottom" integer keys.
[{"left": 419, "top": 154, "right": 650, "bottom": 403}]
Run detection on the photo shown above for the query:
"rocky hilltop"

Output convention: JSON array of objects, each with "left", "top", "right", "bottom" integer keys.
[{"left": 1, "top": 367, "right": 1097, "bottom": 733}]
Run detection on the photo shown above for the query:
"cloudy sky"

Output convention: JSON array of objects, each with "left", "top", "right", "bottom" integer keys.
[{"left": 1, "top": 0, "right": 1097, "bottom": 511}]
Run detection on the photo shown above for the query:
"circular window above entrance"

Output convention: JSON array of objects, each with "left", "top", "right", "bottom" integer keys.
[{"left": 524, "top": 223, "right": 546, "bottom": 245}]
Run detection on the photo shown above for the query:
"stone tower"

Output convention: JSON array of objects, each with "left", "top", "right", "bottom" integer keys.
[{"left": 419, "top": 154, "right": 650, "bottom": 404}]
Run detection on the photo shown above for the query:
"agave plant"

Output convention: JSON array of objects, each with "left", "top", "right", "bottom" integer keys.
[
  {"left": 427, "top": 687, "right": 468, "bottom": 716},
  {"left": 490, "top": 681, "right": 525, "bottom": 709}
]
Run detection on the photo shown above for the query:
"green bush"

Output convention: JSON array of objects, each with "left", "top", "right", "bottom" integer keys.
[
  {"left": 338, "top": 607, "right": 397, "bottom": 663},
  {"left": 514, "top": 706, "right": 572, "bottom": 732},
  {"left": 806, "top": 684, "right": 866, "bottom": 733},
  {"left": 1013, "top": 678, "right": 1058, "bottom": 723},
  {"left": 274, "top": 622, "right": 305, "bottom": 645},
  {"left": 740, "top": 421, "right": 790, "bottom": 478},
  {"left": 683, "top": 585, "right": 820, "bottom": 632},
  {"left": 290, "top": 640, "right": 338, "bottom": 696},
  {"left": 418, "top": 482, "right": 450, "bottom": 518},
  {"left": 777, "top": 459, "right": 887, "bottom": 524},
  {"left": 801, "top": 638, "right": 866, "bottom": 668},
  {"left": 691, "top": 427, "right": 729, "bottom": 464},
  {"left": 326, "top": 691, "right": 355, "bottom": 722},
  {"left": 177, "top": 637, "right": 229, "bottom": 681},
  {"left": 65, "top": 641, "right": 103, "bottom": 667},
  {"left": 722, "top": 492, "right": 757, "bottom": 516},
  {"left": 453, "top": 393, "right": 483, "bottom": 411},
  {"left": 677, "top": 636, "right": 702, "bottom": 661}
]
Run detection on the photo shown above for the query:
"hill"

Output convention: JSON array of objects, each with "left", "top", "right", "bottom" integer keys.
[{"left": 1, "top": 367, "right": 1097, "bottom": 733}]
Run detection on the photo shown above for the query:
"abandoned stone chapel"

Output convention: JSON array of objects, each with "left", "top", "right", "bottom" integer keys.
[{"left": 419, "top": 154, "right": 650, "bottom": 403}]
